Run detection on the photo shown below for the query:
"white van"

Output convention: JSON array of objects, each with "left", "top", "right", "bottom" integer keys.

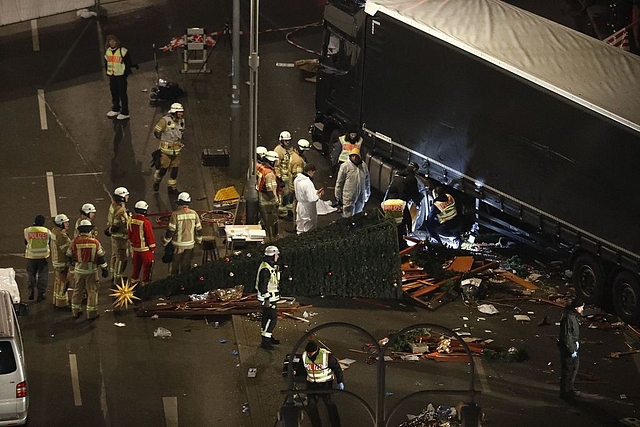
[{"left": 0, "top": 290, "right": 28, "bottom": 425}]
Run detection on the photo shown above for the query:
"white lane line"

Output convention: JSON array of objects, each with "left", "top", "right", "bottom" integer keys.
[
  {"left": 10, "top": 172, "right": 103, "bottom": 179},
  {"left": 162, "top": 396, "right": 178, "bottom": 427},
  {"left": 46, "top": 172, "right": 57, "bottom": 218},
  {"left": 99, "top": 359, "right": 110, "bottom": 424},
  {"left": 475, "top": 358, "right": 491, "bottom": 393},
  {"left": 69, "top": 354, "right": 82, "bottom": 406},
  {"left": 37, "top": 89, "right": 48, "bottom": 130},
  {"left": 30, "top": 19, "right": 40, "bottom": 51}
]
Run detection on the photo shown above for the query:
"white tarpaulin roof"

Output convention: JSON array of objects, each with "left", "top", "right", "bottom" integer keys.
[
  {"left": 0, "top": 0, "right": 93, "bottom": 26},
  {"left": 365, "top": 0, "right": 640, "bottom": 133}
]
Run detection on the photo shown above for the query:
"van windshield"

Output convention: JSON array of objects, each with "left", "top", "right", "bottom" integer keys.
[{"left": 0, "top": 341, "right": 16, "bottom": 374}]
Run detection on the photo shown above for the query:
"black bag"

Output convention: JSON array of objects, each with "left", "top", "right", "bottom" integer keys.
[
  {"left": 162, "top": 241, "right": 174, "bottom": 264},
  {"left": 150, "top": 149, "right": 162, "bottom": 170}
]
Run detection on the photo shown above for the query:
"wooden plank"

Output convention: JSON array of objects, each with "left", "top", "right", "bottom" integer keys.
[
  {"left": 501, "top": 271, "right": 540, "bottom": 290},
  {"left": 446, "top": 256, "right": 475, "bottom": 272},
  {"left": 410, "top": 284, "right": 440, "bottom": 298}
]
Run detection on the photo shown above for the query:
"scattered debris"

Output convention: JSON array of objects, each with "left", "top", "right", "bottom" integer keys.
[
  {"left": 477, "top": 304, "right": 499, "bottom": 315},
  {"left": 153, "top": 327, "right": 172, "bottom": 339},
  {"left": 514, "top": 315, "right": 531, "bottom": 322},
  {"left": 247, "top": 368, "right": 257, "bottom": 378},
  {"left": 114, "top": 322, "right": 126, "bottom": 327}
]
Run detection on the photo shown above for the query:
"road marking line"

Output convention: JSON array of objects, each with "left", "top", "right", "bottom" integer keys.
[
  {"left": 30, "top": 19, "right": 40, "bottom": 51},
  {"left": 99, "top": 359, "right": 110, "bottom": 424},
  {"left": 162, "top": 396, "right": 178, "bottom": 427},
  {"left": 10, "top": 172, "right": 103, "bottom": 179},
  {"left": 69, "top": 354, "right": 82, "bottom": 406},
  {"left": 475, "top": 358, "right": 491, "bottom": 393},
  {"left": 37, "top": 89, "right": 48, "bottom": 130},
  {"left": 46, "top": 172, "right": 57, "bottom": 217}
]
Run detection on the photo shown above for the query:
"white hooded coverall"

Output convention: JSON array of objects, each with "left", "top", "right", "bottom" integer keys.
[
  {"left": 335, "top": 159, "right": 371, "bottom": 217},
  {"left": 294, "top": 173, "right": 319, "bottom": 234}
]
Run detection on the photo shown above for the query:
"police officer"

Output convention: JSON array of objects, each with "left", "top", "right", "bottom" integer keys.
[
  {"left": 163, "top": 192, "right": 202, "bottom": 275},
  {"left": 104, "top": 35, "right": 133, "bottom": 120},
  {"left": 50, "top": 214, "right": 72, "bottom": 308},
  {"left": 24, "top": 215, "right": 51, "bottom": 302},
  {"left": 256, "top": 151, "right": 280, "bottom": 242},
  {"left": 128, "top": 201, "right": 156, "bottom": 287},
  {"left": 255, "top": 246, "right": 281, "bottom": 350},
  {"left": 153, "top": 103, "right": 186, "bottom": 194},
  {"left": 106, "top": 187, "right": 131, "bottom": 282},
  {"left": 302, "top": 340, "right": 344, "bottom": 427},
  {"left": 425, "top": 186, "right": 459, "bottom": 245},
  {"left": 558, "top": 297, "right": 584, "bottom": 400},
  {"left": 67, "top": 220, "right": 109, "bottom": 320}
]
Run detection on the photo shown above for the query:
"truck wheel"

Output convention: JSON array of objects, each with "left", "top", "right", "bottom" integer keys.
[
  {"left": 612, "top": 272, "right": 640, "bottom": 325},
  {"left": 572, "top": 254, "right": 604, "bottom": 305}
]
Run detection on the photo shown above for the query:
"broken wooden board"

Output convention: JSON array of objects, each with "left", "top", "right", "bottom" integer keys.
[
  {"left": 446, "top": 256, "right": 475, "bottom": 272},
  {"left": 500, "top": 271, "right": 540, "bottom": 290}
]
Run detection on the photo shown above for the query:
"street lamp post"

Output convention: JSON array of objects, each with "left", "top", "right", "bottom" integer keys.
[{"left": 245, "top": 0, "right": 260, "bottom": 224}]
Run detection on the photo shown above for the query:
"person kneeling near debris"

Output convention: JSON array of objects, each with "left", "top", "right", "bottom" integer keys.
[
  {"left": 302, "top": 340, "right": 344, "bottom": 427},
  {"left": 425, "top": 186, "right": 459, "bottom": 244},
  {"left": 558, "top": 296, "right": 584, "bottom": 400}
]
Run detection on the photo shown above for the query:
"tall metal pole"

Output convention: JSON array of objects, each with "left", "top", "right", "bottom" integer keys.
[
  {"left": 229, "top": 0, "right": 242, "bottom": 177},
  {"left": 245, "top": 0, "right": 260, "bottom": 224}
]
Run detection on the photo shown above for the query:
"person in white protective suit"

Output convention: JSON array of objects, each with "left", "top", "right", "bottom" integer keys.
[
  {"left": 294, "top": 163, "right": 324, "bottom": 234},
  {"left": 334, "top": 148, "right": 370, "bottom": 218}
]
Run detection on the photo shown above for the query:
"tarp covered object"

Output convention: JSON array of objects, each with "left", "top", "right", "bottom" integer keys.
[{"left": 1, "top": 0, "right": 94, "bottom": 26}]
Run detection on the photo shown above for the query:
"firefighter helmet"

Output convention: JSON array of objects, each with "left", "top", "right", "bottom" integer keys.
[
  {"left": 54, "top": 214, "right": 69, "bottom": 227},
  {"left": 256, "top": 146, "right": 268, "bottom": 160},
  {"left": 279, "top": 130, "right": 292, "bottom": 141},
  {"left": 264, "top": 246, "right": 280, "bottom": 257},
  {"left": 114, "top": 186, "right": 129, "bottom": 199},
  {"left": 77, "top": 219, "right": 94, "bottom": 232},
  {"left": 177, "top": 192, "right": 191, "bottom": 204},
  {"left": 169, "top": 103, "right": 184, "bottom": 113},
  {"left": 81, "top": 203, "right": 97, "bottom": 215},
  {"left": 264, "top": 151, "right": 279, "bottom": 163},
  {"left": 134, "top": 200, "right": 149, "bottom": 214},
  {"left": 297, "top": 139, "right": 310, "bottom": 151}
]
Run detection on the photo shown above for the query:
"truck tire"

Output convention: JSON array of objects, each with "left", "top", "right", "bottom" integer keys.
[
  {"left": 572, "top": 254, "right": 605, "bottom": 305},
  {"left": 612, "top": 272, "right": 640, "bottom": 325}
]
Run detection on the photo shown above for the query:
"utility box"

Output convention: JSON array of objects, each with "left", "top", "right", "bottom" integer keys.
[{"left": 202, "top": 148, "right": 230, "bottom": 167}]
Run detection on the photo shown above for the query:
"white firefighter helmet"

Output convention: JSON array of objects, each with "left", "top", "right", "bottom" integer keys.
[
  {"left": 177, "top": 192, "right": 191, "bottom": 204},
  {"left": 134, "top": 200, "right": 149, "bottom": 211},
  {"left": 256, "top": 146, "right": 268, "bottom": 159},
  {"left": 81, "top": 203, "right": 97, "bottom": 214},
  {"left": 297, "top": 139, "right": 311, "bottom": 151},
  {"left": 54, "top": 214, "right": 69, "bottom": 226},
  {"left": 114, "top": 186, "right": 129, "bottom": 198},
  {"left": 279, "top": 130, "right": 292, "bottom": 141},
  {"left": 264, "top": 150, "right": 279, "bottom": 163},
  {"left": 77, "top": 219, "right": 94, "bottom": 231},
  {"left": 169, "top": 102, "right": 184, "bottom": 113},
  {"left": 264, "top": 246, "right": 280, "bottom": 257}
]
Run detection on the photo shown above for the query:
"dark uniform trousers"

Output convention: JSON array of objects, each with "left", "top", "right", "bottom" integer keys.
[
  {"left": 560, "top": 353, "right": 579, "bottom": 394},
  {"left": 306, "top": 380, "right": 341, "bottom": 427}
]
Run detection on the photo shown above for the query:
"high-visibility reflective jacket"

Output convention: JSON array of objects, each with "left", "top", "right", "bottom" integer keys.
[
  {"left": 50, "top": 227, "right": 71, "bottom": 268},
  {"left": 302, "top": 349, "right": 334, "bottom": 383},
  {"left": 337, "top": 135, "right": 362, "bottom": 163},
  {"left": 74, "top": 216, "right": 98, "bottom": 239},
  {"left": 67, "top": 234, "right": 107, "bottom": 274},
  {"left": 288, "top": 151, "right": 306, "bottom": 192},
  {"left": 255, "top": 261, "right": 280, "bottom": 302},
  {"left": 381, "top": 199, "right": 406, "bottom": 225},
  {"left": 256, "top": 163, "right": 279, "bottom": 204},
  {"left": 128, "top": 214, "right": 156, "bottom": 252},
  {"left": 105, "top": 47, "right": 128, "bottom": 76},
  {"left": 107, "top": 202, "right": 130, "bottom": 239},
  {"left": 273, "top": 145, "right": 292, "bottom": 180},
  {"left": 163, "top": 207, "right": 202, "bottom": 249},
  {"left": 24, "top": 226, "right": 51, "bottom": 259},
  {"left": 155, "top": 115, "right": 185, "bottom": 155},
  {"left": 434, "top": 194, "right": 457, "bottom": 224}
]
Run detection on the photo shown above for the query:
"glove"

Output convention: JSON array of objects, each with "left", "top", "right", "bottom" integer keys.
[
  {"left": 575, "top": 342, "right": 579, "bottom": 350},
  {"left": 104, "top": 228, "right": 112, "bottom": 237},
  {"left": 337, "top": 382, "right": 345, "bottom": 391},
  {"left": 101, "top": 268, "right": 109, "bottom": 278},
  {"left": 571, "top": 351, "right": 578, "bottom": 358}
]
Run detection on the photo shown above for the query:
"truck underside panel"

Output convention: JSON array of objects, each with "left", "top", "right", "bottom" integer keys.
[{"left": 361, "top": 12, "right": 640, "bottom": 259}]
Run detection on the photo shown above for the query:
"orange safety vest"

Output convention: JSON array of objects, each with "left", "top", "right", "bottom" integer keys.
[
  {"left": 256, "top": 163, "right": 275, "bottom": 193},
  {"left": 105, "top": 47, "right": 128, "bottom": 76},
  {"left": 338, "top": 135, "right": 363, "bottom": 163}
]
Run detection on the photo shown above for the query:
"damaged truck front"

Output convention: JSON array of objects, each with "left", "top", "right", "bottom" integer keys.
[{"left": 312, "top": 0, "right": 640, "bottom": 324}]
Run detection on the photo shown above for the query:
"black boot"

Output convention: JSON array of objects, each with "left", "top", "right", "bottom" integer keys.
[
  {"left": 260, "top": 336, "right": 274, "bottom": 350},
  {"left": 270, "top": 337, "right": 280, "bottom": 345},
  {"left": 28, "top": 289, "right": 35, "bottom": 301}
]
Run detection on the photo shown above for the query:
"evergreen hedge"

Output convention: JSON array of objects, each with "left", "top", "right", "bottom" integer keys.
[{"left": 146, "top": 211, "right": 403, "bottom": 299}]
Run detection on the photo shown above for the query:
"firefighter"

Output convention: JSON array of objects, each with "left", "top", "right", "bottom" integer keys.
[
  {"left": 106, "top": 187, "right": 131, "bottom": 282},
  {"left": 153, "top": 103, "right": 186, "bottom": 194},
  {"left": 256, "top": 145, "right": 268, "bottom": 163},
  {"left": 335, "top": 148, "right": 371, "bottom": 218},
  {"left": 67, "top": 220, "right": 109, "bottom": 320},
  {"left": 273, "top": 130, "right": 294, "bottom": 217},
  {"left": 255, "top": 246, "right": 281, "bottom": 350},
  {"left": 50, "top": 214, "right": 72, "bottom": 308},
  {"left": 256, "top": 150, "right": 280, "bottom": 242},
  {"left": 128, "top": 200, "right": 156, "bottom": 287},
  {"left": 163, "top": 192, "right": 202, "bottom": 275},
  {"left": 425, "top": 186, "right": 459, "bottom": 245},
  {"left": 302, "top": 340, "right": 345, "bottom": 427},
  {"left": 104, "top": 35, "right": 133, "bottom": 120},
  {"left": 24, "top": 215, "right": 51, "bottom": 302},
  {"left": 75, "top": 203, "right": 98, "bottom": 238}
]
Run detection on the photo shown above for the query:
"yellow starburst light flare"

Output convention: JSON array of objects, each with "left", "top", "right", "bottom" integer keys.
[{"left": 109, "top": 278, "right": 140, "bottom": 309}]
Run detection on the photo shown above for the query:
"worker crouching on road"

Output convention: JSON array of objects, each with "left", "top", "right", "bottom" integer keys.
[
  {"left": 106, "top": 186, "right": 131, "bottom": 282},
  {"left": 302, "top": 340, "right": 345, "bottom": 427},
  {"left": 50, "top": 214, "right": 72, "bottom": 308},
  {"left": 153, "top": 103, "right": 185, "bottom": 194},
  {"left": 163, "top": 192, "right": 202, "bottom": 275},
  {"left": 128, "top": 201, "right": 156, "bottom": 287},
  {"left": 425, "top": 186, "right": 459, "bottom": 245},
  {"left": 67, "top": 220, "right": 109, "bottom": 320},
  {"left": 255, "top": 246, "right": 281, "bottom": 350},
  {"left": 558, "top": 296, "right": 584, "bottom": 400}
]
